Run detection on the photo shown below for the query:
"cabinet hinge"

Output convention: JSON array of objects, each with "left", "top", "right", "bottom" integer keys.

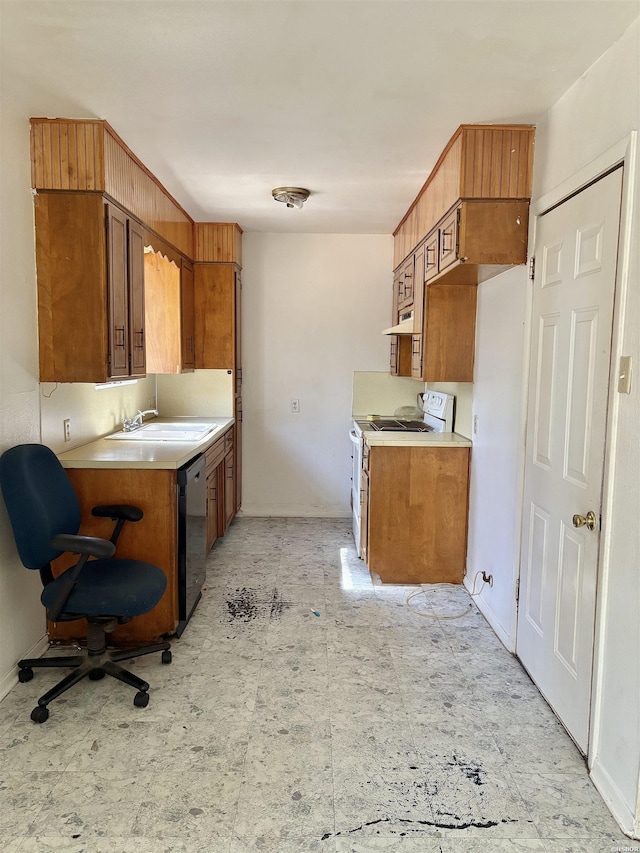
[{"left": 528, "top": 256, "right": 535, "bottom": 281}]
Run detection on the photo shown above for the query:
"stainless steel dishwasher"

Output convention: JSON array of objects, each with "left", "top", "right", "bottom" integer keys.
[{"left": 177, "top": 453, "right": 207, "bottom": 636}]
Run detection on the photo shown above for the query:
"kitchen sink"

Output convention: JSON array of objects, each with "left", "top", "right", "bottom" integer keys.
[{"left": 106, "top": 421, "right": 221, "bottom": 442}]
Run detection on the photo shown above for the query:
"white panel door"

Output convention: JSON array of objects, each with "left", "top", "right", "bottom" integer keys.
[{"left": 516, "top": 168, "right": 623, "bottom": 752}]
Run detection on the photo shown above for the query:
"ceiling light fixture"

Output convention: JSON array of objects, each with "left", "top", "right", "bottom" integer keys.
[{"left": 272, "top": 187, "right": 310, "bottom": 209}]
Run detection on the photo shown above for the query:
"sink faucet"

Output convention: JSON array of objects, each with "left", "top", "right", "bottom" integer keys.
[{"left": 123, "top": 409, "right": 158, "bottom": 432}]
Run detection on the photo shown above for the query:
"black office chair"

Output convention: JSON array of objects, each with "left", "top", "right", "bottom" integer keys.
[{"left": 0, "top": 443, "right": 171, "bottom": 723}]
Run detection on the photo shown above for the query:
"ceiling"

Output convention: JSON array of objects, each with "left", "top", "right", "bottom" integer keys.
[{"left": 1, "top": 1, "right": 638, "bottom": 234}]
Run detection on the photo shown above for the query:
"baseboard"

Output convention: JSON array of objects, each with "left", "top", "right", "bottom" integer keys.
[
  {"left": 463, "top": 575, "right": 515, "bottom": 652},
  {"left": 237, "top": 508, "right": 351, "bottom": 519},
  {"left": 0, "top": 634, "right": 49, "bottom": 702},
  {"left": 590, "top": 758, "right": 639, "bottom": 839}
]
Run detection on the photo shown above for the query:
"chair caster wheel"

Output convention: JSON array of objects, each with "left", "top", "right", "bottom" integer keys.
[
  {"left": 134, "top": 691, "right": 149, "bottom": 708},
  {"left": 161, "top": 650, "right": 172, "bottom": 664},
  {"left": 18, "top": 667, "right": 34, "bottom": 683},
  {"left": 89, "top": 668, "right": 106, "bottom": 680},
  {"left": 30, "top": 706, "right": 49, "bottom": 724}
]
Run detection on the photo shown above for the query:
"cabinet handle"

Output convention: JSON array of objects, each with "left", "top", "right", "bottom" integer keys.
[
  {"left": 441, "top": 230, "right": 453, "bottom": 254},
  {"left": 134, "top": 328, "right": 144, "bottom": 350},
  {"left": 115, "top": 326, "right": 126, "bottom": 349}
]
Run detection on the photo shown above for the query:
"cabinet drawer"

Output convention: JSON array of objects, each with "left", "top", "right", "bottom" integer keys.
[{"left": 206, "top": 437, "right": 226, "bottom": 472}]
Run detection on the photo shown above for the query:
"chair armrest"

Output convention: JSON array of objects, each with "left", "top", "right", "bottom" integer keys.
[
  {"left": 49, "top": 534, "right": 116, "bottom": 559},
  {"left": 46, "top": 535, "right": 116, "bottom": 621},
  {"left": 91, "top": 504, "right": 144, "bottom": 523}
]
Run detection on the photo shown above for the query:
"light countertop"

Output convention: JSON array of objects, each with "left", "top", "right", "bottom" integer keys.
[
  {"left": 363, "top": 431, "right": 472, "bottom": 448},
  {"left": 57, "top": 416, "right": 234, "bottom": 470}
]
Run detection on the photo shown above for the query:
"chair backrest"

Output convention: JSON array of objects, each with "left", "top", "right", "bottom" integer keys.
[{"left": 0, "top": 444, "right": 81, "bottom": 570}]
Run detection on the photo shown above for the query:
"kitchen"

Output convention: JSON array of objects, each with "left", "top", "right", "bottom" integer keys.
[{"left": 0, "top": 0, "right": 639, "bottom": 844}]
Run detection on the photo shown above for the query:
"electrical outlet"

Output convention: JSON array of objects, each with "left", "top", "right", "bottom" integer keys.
[
  {"left": 63, "top": 419, "right": 71, "bottom": 442},
  {"left": 291, "top": 399, "right": 300, "bottom": 413}
]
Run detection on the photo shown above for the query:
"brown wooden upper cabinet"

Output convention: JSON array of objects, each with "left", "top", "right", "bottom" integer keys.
[
  {"left": 143, "top": 248, "right": 196, "bottom": 375},
  {"left": 389, "top": 124, "right": 534, "bottom": 382},
  {"left": 35, "top": 192, "right": 146, "bottom": 383},
  {"left": 181, "top": 260, "right": 195, "bottom": 370},
  {"left": 393, "top": 124, "right": 535, "bottom": 277},
  {"left": 194, "top": 261, "right": 243, "bottom": 515}
]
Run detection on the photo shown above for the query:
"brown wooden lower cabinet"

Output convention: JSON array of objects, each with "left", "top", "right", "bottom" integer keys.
[
  {"left": 50, "top": 425, "right": 237, "bottom": 647},
  {"left": 364, "top": 443, "right": 470, "bottom": 585},
  {"left": 205, "top": 427, "right": 236, "bottom": 552},
  {"left": 49, "top": 467, "right": 178, "bottom": 646}
]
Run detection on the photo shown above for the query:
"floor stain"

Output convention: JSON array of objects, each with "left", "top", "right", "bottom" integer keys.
[
  {"left": 321, "top": 815, "right": 516, "bottom": 839},
  {"left": 225, "top": 586, "right": 292, "bottom": 623},
  {"left": 225, "top": 587, "right": 258, "bottom": 622},
  {"left": 447, "top": 753, "right": 486, "bottom": 786}
]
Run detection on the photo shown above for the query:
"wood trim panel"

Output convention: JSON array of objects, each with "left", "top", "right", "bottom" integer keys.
[
  {"left": 49, "top": 468, "right": 178, "bottom": 645},
  {"left": 31, "top": 119, "right": 105, "bottom": 192},
  {"left": 31, "top": 119, "right": 194, "bottom": 258},
  {"left": 194, "top": 223, "right": 243, "bottom": 265},
  {"left": 461, "top": 126, "right": 535, "bottom": 199},
  {"left": 103, "top": 131, "right": 193, "bottom": 257}
]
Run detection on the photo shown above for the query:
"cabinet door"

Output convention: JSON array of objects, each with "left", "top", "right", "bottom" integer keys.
[
  {"left": 35, "top": 192, "right": 109, "bottom": 382},
  {"left": 128, "top": 218, "right": 146, "bottom": 376},
  {"left": 224, "top": 449, "right": 235, "bottom": 530},
  {"left": 411, "top": 334, "right": 423, "bottom": 379},
  {"left": 424, "top": 230, "right": 439, "bottom": 281},
  {"left": 106, "top": 203, "right": 130, "bottom": 378},
  {"left": 360, "top": 468, "right": 369, "bottom": 563},
  {"left": 206, "top": 472, "right": 218, "bottom": 552},
  {"left": 194, "top": 263, "right": 237, "bottom": 369},
  {"left": 181, "top": 259, "right": 195, "bottom": 369},
  {"left": 398, "top": 256, "right": 414, "bottom": 311},
  {"left": 234, "top": 404, "right": 242, "bottom": 514},
  {"left": 439, "top": 207, "right": 460, "bottom": 272},
  {"left": 422, "top": 284, "right": 477, "bottom": 382}
]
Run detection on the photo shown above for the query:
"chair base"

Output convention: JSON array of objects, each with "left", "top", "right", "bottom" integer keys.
[{"left": 18, "top": 620, "right": 171, "bottom": 722}]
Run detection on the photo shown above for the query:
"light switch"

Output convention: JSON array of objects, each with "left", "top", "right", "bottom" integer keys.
[{"left": 618, "top": 356, "right": 632, "bottom": 394}]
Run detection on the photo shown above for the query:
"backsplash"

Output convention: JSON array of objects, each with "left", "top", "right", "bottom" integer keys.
[
  {"left": 40, "top": 369, "right": 235, "bottom": 453},
  {"left": 427, "top": 382, "right": 473, "bottom": 438},
  {"left": 156, "top": 370, "right": 233, "bottom": 417},
  {"left": 40, "top": 376, "right": 156, "bottom": 453}
]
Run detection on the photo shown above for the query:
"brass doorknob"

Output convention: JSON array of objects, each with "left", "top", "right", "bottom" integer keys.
[{"left": 572, "top": 511, "right": 597, "bottom": 531}]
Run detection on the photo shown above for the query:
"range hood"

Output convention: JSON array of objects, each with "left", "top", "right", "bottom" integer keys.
[{"left": 382, "top": 311, "right": 413, "bottom": 336}]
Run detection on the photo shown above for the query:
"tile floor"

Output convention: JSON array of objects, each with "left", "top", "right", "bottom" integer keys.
[{"left": 0, "top": 517, "right": 634, "bottom": 852}]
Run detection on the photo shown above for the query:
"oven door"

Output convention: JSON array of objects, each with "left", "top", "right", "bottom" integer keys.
[{"left": 349, "top": 426, "right": 363, "bottom": 557}]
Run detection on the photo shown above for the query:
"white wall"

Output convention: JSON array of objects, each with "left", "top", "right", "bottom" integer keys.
[
  {"left": 465, "top": 266, "right": 528, "bottom": 650},
  {"left": 531, "top": 19, "right": 640, "bottom": 838},
  {"left": 466, "top": 18, "right": 640, "bottom": 836},
  {"left": 241, "top": 233, "right": 392, "bottom": 516},
  {"left": 0, "top": 103, "right": 48, "bottom": 696}
]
